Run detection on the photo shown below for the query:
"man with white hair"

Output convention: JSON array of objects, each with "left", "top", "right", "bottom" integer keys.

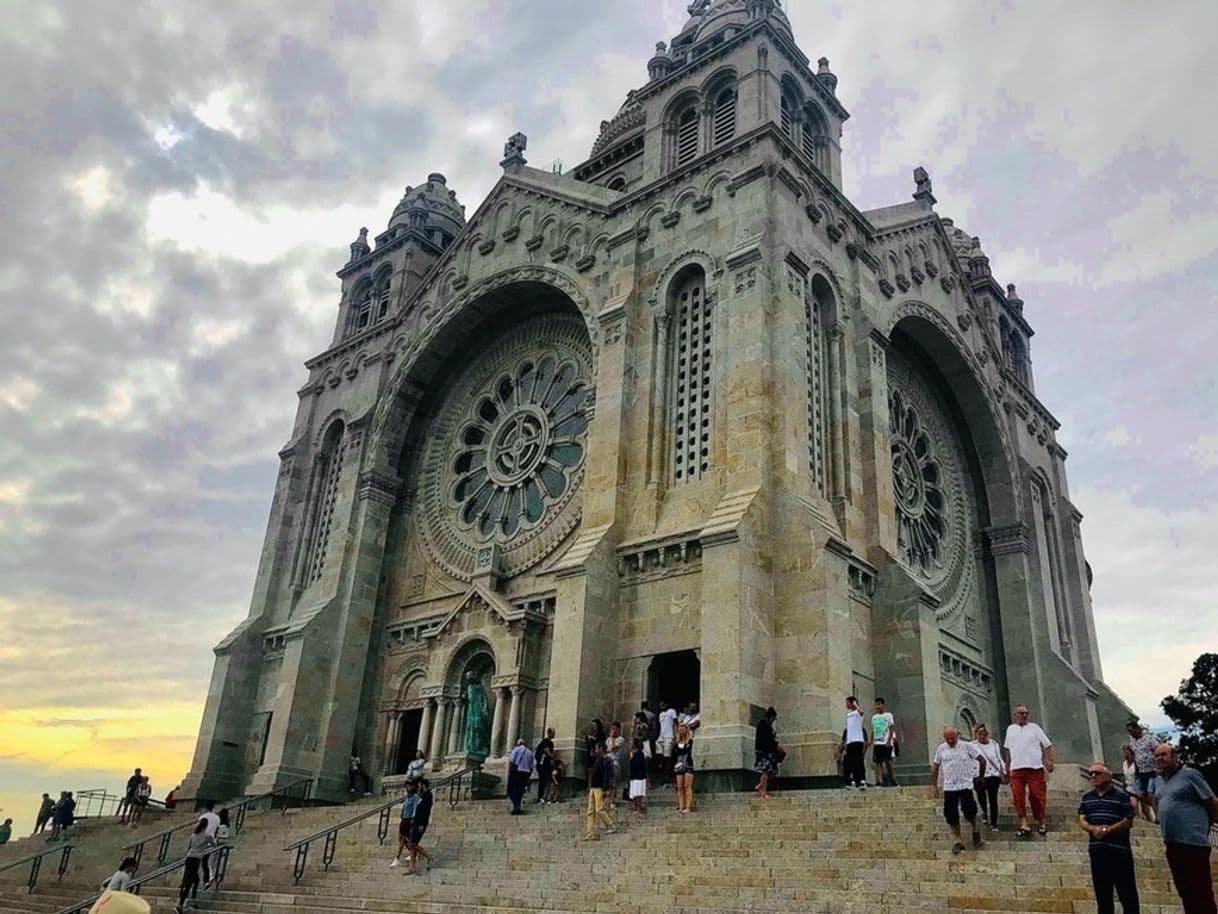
[
  {"left": 1002, "top": 704, "right": 1054, "bottom": 838},
  {"left": 1150, "top": 742, "right": 1217, "bottom": 914},
  {"left": 931, "top": 726, "right": 986, "bottom": 855},
  {"left": 1078, "top": 761, "right": 1139, "bottom": 914}
]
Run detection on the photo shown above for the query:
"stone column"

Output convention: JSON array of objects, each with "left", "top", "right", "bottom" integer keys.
[
  {"left": 447, "top": 699, "right": 466, "bottom": 756},
  {"left": 429, "top": 700, "right": 449, "bottom": 766},
  {"left": 383, "top": 712, "right": 401, "bottom": 775},
  {"left": 417, "top": 701, "right": 433, "bottom": 758},
  {"left": 489, "top": 688, "right": 507, "bottom": 758},
  {"left": 505, "top": 687, "right": 523, "bottom": 751}
]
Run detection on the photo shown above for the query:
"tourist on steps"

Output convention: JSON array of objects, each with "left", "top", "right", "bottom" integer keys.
[
  {"left": 406, "top": 749, "right": 427, "bottom": 783},
  {"left": 871, "top": 698, "right": 898, "bottom": 787},
  {"left": 348, "top": 753, "right": 372, "bottom": 796},
  {"left": 754, "top": 707, "right": 780, "bottom": 800},
  {"left": 673, "top": 723, "right": 696, "bottom": 815},
  {"left": 1002, "top": 704, "right": 1054, "bottom": 837},
  {"left": 606, "top": 722, "right": 626, "bottom": 803},
  {"left": 1120, "top": 746, "right": 1141, "bottom": 818},
  {"left": 174, "top": 818, "right": 215, "bottom": 912},
  {"left": 129, "top": 775, "right": 152, "bottom": 828},
  {"left": 34, "top": 792, "right": 54, "bottom": 834},
  {"left": 197, "top": 801, "right": 221, "bottom": 887},
  {"left": 50, "top": 791, "right": 75, "bottom": 840},
  {"left": 931, "top": 726, "right": 985, "bottom": 855},
  {"left": 629, "top": 739, "right": 649, "bottom": 814},
  {"left": 1149, "top": 742, "right": 1217, "bottom": 914},
  {"left": 582, "top": 742, "right": 615, "bottom": 840},
  {"left": 534, "top": 728, "right": 556, "bottom": 804},
  {"left": 545, "top": 749, "right": 564, "bottom": 804},
  {"left": 119, "top": 768, "right": 142, "bottom": 824},
  {"left": 840, "top": 696, "right": 868, "bottom": 791},
  {"left": 656, "top": 701, "right": 677, "bottom": 787},
  {"left": 205, "top": 808, "right": 230, "bottom": 889},
  {"left": 640, "top": 700, "right": 659, "bottom": 760},
  {"left": 630, "top": 713, "right": 652, "bottom": 787},
  {"left": 1078, "top": 762, "right": 1140, "bottom": 914},
  {"left": 101, "top": 857, "right": 139, "bottom": 893},
  {"left": 407, "top": 779, "right": 435, "bottom": 875},
  {"left": 390, "top": 781, "right": 419, "bottom": 868},
  {"left": 0, "top": 819, "right": 10, "bottom": 845},
  {"left": 971, "top": 723, "right": 1006, "bottom": 832},
  {"left": 1125, "top": 721, "right": 1159, "bottom": 824},
  {"left": 583, "top": 718, "right": 606, "bottom": 786},
  {"left": 507, "top": 738, "right": 533, "bottom": 814}
]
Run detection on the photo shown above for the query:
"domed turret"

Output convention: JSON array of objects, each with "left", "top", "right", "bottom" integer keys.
[
  {"left": 692, "top": 0, "right": 792, "bottom": 44},
  {"left": 388, "top": 173, "right": 466, "bottom": 243}
]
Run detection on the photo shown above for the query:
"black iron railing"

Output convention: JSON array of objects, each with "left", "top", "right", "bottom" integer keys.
[
  {"left": 74, "top": 789, "right": 124, "bottom": 820},
  {"left": 284, "top": 767, "right": 476, "bottom": 884},
  {"left": 53, "top": 846, "right": 231, "bottom": 914},
  {"left": 0, "top": 843, "right": 75, "bottom": 894},
  {"left": 125, "top": 776, "right": 312, "bottom": 867}
]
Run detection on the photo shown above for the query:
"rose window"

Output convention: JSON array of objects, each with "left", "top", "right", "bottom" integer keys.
[
  {"left": 451, "top": 357, "right": 588, "bottom": 539},
  {"left": 889, "top": 387, "right": 946, "bottom": 575}
]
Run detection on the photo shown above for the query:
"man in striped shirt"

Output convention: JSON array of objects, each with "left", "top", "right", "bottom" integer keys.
[{"left": 1078, "top": 762, "right": 1139, "bottom": 914}]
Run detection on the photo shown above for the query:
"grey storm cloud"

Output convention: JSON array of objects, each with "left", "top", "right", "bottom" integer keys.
[{"left": 0, "top": 0, "right": 1215, "bottom": 752}]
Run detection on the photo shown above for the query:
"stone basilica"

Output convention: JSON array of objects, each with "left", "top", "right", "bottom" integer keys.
[{"left": 183, "top": 0, "right": 1132, "bottom": 801}]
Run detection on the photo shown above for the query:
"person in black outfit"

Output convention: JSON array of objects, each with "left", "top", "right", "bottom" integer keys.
[
  {"left": 1078, "top": 763, "right": 1140, "bottom": 914},
  {"left": 535, "top": 728, "right": 556, "bottom": 804},
  {"left": 584, "top": 719, "right": 606, "bottom": 785},
  {"left": 408, "top": 780, "right": 435, "bottom": 875},
  {"left": 754, "top": 707, "right": 780, "bottom": 800}
]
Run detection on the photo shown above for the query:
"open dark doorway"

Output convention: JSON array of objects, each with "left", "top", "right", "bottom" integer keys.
[
  {"left": 647, "top": 650, "right": 701, "bottom": 713},
  {"left": 394, "top": 709, "right": 424, "bottom": 775}
]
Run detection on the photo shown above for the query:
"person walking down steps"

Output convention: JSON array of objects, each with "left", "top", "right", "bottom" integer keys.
[
  {"left": 972, "top": 723, "right": 1006, "bottom": 832},
  {"left": 1003, "top": 704, "right": 1054, "bottom": 838},
  {"left": 583, "top": 742, "right": 615, "bottom": 841},
  {"left": 932, "top": 726, "right": 985, "bottom": 856}
]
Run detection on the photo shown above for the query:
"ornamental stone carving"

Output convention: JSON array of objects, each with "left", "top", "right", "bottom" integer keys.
[
  {"left": 887, "top": 350, "right": 976, "bottom": 626},
  {"left": 417, "top": 313, "right": 592, "bottom": 580}
]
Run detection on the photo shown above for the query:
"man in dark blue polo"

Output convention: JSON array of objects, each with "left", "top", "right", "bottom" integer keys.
[{"left": 1078, "top": 762, "right": 1139, "bottom": 914}]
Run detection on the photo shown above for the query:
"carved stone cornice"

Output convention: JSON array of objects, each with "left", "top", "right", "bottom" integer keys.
[
  {"left": 987, "top": 523, "right": 1030, "bottom": 556},
  {"left": 358, "top": 470, "right": 401, "bottom": 506}
]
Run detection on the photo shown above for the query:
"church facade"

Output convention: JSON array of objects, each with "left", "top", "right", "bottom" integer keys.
[{"left": 183, "top": 0, "right": 1131, "bottom": 802}]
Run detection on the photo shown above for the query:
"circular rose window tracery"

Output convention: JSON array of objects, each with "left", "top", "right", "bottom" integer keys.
[
  {"left": 417, "top": 313, "right": 592, "bottom": 580},
  {"left": 887, "top": 351, "right": 975, "bottom": 625}
]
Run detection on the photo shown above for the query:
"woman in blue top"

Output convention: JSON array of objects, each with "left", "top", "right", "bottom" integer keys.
[{"left": 390, "top": 782, "right": 419, "bottom": 869}]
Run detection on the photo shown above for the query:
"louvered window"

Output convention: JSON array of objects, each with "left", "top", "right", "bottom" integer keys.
[
  {"left": 804, "top": 277, "right": 828, "bottom": 495},
  {"left": 675, "top": 107, "right": 699, "bottom": 167},
  {"left": 350, "top": 284, "right": 374, "bottom": 335},
  {"left": 802, "top": 120, "right": 819, "bottom": 162},
  {"left": 374, "top": 271, "right": 392, "bottom": 320},
  {"left": 780, "top": 95, "right": 795, "bottom": 139},
  {"left": 306, "top": 430, "right": 346, "bottom": 584},
  {"left": 712, "top": 88, "right": 737, "bottom": 147},
  {"left": 670, "top": 274, "right": 713, "bottom": 483}
]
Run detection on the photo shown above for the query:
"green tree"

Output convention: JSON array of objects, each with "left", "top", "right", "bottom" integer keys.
[{"left": 1161, "top": 652, "right": 1218, "bottom": 789}]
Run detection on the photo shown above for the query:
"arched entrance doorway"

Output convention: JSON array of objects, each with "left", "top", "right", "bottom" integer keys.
[{"left": 647, "top": 650, "right": 701, "bottom": 714}]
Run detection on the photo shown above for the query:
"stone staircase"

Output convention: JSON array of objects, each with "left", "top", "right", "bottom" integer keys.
[{"left": 1, "top": 784, "right": 1210, "bottom": 914}]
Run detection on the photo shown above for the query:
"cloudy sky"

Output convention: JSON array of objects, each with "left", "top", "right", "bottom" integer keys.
[{"left": 1, "top": 0, "right": 1215, "bottom": 830}]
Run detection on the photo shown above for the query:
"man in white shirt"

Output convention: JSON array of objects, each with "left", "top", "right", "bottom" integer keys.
[
  {"left": 197, "top": 800, "right": 222, "bottom": 888},
  {"left": 840, "top": 696, "right": 868, "bottom": 790},
  {"left": 657, "top": 701, "right": 678, "bottom": 785},
  {"left": 870, "top": 697, "right": 897, "bottom": 787},
  {"left": 932, "top": 726, "right": 986, "bottom": 854},
  {"left": 1002, "top": 704, "right": 1055, "bottom": 837}
]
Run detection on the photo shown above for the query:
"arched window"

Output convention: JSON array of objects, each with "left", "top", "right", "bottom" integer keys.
[
  {"left": 669, "top": 266, "right": 713, "bottom": 483},
  {"left": 372, "top": 268, "right": 392, "bottom": 321},
  {"left": 711, "top": 85, "right": 737, "bottom": 147},
  {"left": 674, "top": 103, "right": 700, "bottom": 168},
  {"left": 303, "top": 422, "right": 346, "bottom": 586},
  {"left": 349, "top": 282, "right": 374, "bottom": 336},
  {"left": 806, "top": 275, "right": 836, "bottom": 496},
  {"left": 1031, "top": 478, "right": 1073, "bottom": 660},
  {"left": 607, "top": 175, "right": 627, "bottom": 192},
  {"left": 780, "top": 91, "right": 798, "bottom": 140},
  {"left": 802, "top": 103, "right": 830, "bottom": 172}
]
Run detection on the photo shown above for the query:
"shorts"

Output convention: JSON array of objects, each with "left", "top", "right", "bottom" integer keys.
[
  {"left": 629, "top": 779, "right": 648, "bottom": 799},
  {"left": 398, "top": 819, "right": 411, "bottom": 839},
  {"left": 657, "top": 738, "right": 674, "bottom": 757},
  {"left": 943, "top": 789, "right": 978, "bottom": 827},
  {"left": 873, "top": 745, "right": 893, "bottom": 764},
  {"left": 408, "top": 824, "right": 428, "bottom": 846},
  {"left": 1134, "top": 771, "right": 1155, "bottom": 797}
]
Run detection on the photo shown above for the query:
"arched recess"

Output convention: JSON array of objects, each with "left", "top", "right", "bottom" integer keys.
[
  {"left": 444, "top": 637, "right": 497, "bottom": 691},
  {"left": 665, "top": 89, "right": 703, "bottom": 169}
]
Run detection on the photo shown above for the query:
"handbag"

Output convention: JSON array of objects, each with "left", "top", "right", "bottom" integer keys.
[{"left": 775, "top": 746, "right": 787, "bottom": 764}]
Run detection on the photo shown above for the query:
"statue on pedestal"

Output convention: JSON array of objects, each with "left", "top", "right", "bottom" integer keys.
[{"left": 463, "top": 670, "right": 491, "bottom": 763}]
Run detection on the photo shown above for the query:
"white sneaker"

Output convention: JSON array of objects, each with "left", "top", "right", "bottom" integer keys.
[{"left": 390, "top": 858, "right": 399, "bottom": 868}]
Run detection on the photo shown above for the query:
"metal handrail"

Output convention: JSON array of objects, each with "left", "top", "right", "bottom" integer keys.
[
  {"left": 74, "top": 789, "right": 123, "bottom": 820},
  {"left": 53, "top": 846, "right": 231, "bottom": 914},
  {"left": 0, "top": 843, "right": 75, "bottom": 893},
  {"left": 124, "top": 776, "right": 312, "bottom": 867},
  {"left": 284, "top": 767, "right": 476, "bottom": 884}
]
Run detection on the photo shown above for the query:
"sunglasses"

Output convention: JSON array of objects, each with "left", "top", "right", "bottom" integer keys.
[{"left": 1083, "top": 771, "right": 1106, "bottom": 779}]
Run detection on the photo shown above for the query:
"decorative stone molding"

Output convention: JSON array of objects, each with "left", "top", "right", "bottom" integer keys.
[
  {"left": 939, "top": 646, "right": 994, "bottom": 693},
  {"left": 358, "top": 470, "right": 401, "bottom": 506},
  {"left": 618, "top": 533, "right": 703, "bottom": 585},
  {"left": 987, "top": 523, "right": 1030, "bottom": 556}
]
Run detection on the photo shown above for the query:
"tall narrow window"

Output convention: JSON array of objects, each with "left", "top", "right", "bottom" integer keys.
[
  {"left": 802, "top": 105, "right": 826, "bottom": 167},
  {"left": 1032, "top": 479, "right": 1073, "bottom": 661},
  {"left": 780, "top": 93, "right": 796, "bottom": 139},
  {"left": 373, "top": 269, "right": 392, "bottom": 321},
  {"left": 350, "top": 283, "right": 374, "bottom": 336},
  {"left": 712, "top": 86, "right": 737, "bottom": 147},
  {"left": 675, "top": 105, "right": 700, "bottom": 167},
  {"left": 305, "top": 423, "right": 346, "bottom": 585},
  {"left": 670, "top": 269, "right": 712, "bottom": 483},
  {"left": 804, "top": 275, "right": 828, "bottom": 494}
]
